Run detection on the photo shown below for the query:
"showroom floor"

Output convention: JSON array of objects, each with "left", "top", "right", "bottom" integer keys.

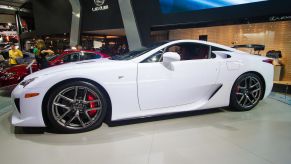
[{"left": 0, "top": 87, "right": 291, "bottom": 164}]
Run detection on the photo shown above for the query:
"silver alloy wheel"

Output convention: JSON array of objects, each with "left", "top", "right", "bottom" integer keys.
[
  {"left": 235, "top": 76, "right": 262, "bottom": 109},
  {"left": 52, "top": 86, "right": 102, "bottom": 129}
]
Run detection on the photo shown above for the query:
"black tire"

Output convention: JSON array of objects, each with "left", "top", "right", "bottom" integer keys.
[
  {"left": 230, "top": 73, "right": 263, "bottom": 111},
  {"left": 46, "top": 81, "right": 108, "bottom": 133}
]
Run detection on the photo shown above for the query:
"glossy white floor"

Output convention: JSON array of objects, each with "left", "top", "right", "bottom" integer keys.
[{"left": 0, "top": 98, "right": 290, "bottom": 164}]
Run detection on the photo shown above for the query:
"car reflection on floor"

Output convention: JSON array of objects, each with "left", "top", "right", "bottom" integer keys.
[
  {"left": 0, "top": 84, "right": 16, "bottom": 116},
  {"left": 0, "top": 97, "right": 290, "bottom": 164}
]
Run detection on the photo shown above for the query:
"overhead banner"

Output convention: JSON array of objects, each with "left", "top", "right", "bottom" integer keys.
[{"left": 159, "top": 0, "right": 267, "bottom": 14}]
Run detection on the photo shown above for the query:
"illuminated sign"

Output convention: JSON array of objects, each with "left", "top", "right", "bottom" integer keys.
[
  {"left": 92, "top": 0, "right": 109, "bottom": 12},
  {"left": 159, "top": 0, "right": 267, "bottom": 14}
]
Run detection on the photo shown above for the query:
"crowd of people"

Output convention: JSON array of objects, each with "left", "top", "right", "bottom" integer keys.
[
  {"left": 4, "top": 39, "right": 54, "bottom": 69},
  {"left": 92, "top": 43, "right": 129, "bottom": 56},
  {"left": 1, "top": 39, "right": 130, "bottom": 70}
]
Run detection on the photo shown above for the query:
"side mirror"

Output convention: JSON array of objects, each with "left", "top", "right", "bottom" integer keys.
[{"left": 162, "top": 52, "right": 181, "bottom": 63}]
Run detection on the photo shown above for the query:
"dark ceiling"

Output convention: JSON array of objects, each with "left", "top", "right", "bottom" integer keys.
[
  {"left": 0, "top": 0, "right": 27, "bottom": 7},
  {"left": 0, "top": 0, "right": 27, "bottom": 14}
]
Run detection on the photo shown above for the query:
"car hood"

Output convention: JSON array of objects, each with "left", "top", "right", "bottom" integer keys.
[
  {"left": 0, "top": 65, "right": 27, "bottom": 75},
  {"left": 24, "top": 59, "right": 122, "bottom": 79},
  {"left": 5, "top": 64, "right": 27, "bottom": 72}
]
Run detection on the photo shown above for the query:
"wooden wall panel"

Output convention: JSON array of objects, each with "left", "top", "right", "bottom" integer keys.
[{"left": 169, "top": 21, "right": 291, "bottom": 81}]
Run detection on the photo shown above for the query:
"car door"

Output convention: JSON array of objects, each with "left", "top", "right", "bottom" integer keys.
[{"left": 137, "top": 42, "right": 221, "bottom": 110}]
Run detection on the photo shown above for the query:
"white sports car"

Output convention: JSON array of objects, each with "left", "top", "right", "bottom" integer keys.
[{"left": 11, "top": 40, "right": 274, "bottom": 133}]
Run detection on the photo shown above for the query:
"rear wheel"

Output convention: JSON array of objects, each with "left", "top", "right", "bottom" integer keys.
[
  {"left": 230, "top": 73, "right": 263, "bottom": 111},
  {"left": 46, "top": 81, "right": 107, "bottom": 133}
]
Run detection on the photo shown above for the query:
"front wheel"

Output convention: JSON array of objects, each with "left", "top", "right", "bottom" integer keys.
[
  {"left": 230, "top": 73, "right": 263, "bottom": 111},
  {"left": 46, "top": 81, "right": 107, "bottom": 133}
]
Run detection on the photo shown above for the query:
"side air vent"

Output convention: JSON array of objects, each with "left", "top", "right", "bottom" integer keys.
[
  {"left": 14, "top": 98, "right": 21, "bottom": 113},
  {"left": 209, "top": 85, "right": 223, "bottom": 100}
]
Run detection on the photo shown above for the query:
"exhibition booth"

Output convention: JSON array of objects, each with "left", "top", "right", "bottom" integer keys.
[{"left": 0, "top": 0, "right": 291, "bottom": 163}]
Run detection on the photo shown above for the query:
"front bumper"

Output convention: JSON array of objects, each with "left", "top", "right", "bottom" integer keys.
[{"left": 11, "top": 85, "right": 46, "bottom": 127}]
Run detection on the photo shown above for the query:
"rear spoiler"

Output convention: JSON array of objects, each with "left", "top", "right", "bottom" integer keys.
[{"left": 232, "top": 44, "right": 265, "bottom": 51}]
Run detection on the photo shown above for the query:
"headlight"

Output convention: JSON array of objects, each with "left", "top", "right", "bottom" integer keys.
[{"left": 19, "top": 77, "right": 37, "bottom": 87}]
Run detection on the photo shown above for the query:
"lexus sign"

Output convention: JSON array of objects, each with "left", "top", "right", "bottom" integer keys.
[{"left": 92, "top": 0, "right": 109, "bottom": 12}]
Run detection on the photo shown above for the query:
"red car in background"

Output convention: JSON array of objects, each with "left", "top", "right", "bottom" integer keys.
[{"left": 0, "top": 50, "right": 110, "bottom": 87}]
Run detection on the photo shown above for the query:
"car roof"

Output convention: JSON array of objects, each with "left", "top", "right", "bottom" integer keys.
[
  {"left": 158, "top": 40, "right": 238, "bottom": 52},
  {"left": 57, "top": 50, "right": 110, "bottom": 59},
  {"left": 63, "top": 50, "right": 96, "bottom": 53}
]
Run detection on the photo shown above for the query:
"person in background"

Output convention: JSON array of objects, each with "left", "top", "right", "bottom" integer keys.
[
  {"left": 117, "top": 45, "right": 122, "bottom": 55},
  {"left": 118, "top": 44, "right": 129, "bottom": 55},
  {"left": 39, "top": 49, "right": 54, "bottom": 69},
  {"left": 35, "top": 39, "right": 54, "bottom": 69},
  {"left": 9, "top": 44, "right": 23, "bottom": 65},
  {"left": 33, "top": 43, "right": 39, "bottom": 57},
  {"left": 76, "top": 44, "right": 83, "bottom": 50},
  {"left": 33, "top": 39, "right": 44, "bottom": 68},
  {"left": 33, "top": 45, "right": 39, "bottom": 54}
]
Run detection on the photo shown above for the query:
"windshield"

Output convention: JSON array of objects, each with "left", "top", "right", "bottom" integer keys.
[
  {"left": 111, "top": 42, "right": 168, "bottom": 61},
  {"left": 46, "top": 54, "right": 60, "bottom": 61}
]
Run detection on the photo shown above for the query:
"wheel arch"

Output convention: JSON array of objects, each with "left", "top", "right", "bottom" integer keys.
[{"left": 41, "top": 78, "right": 112, "bottom": 127}]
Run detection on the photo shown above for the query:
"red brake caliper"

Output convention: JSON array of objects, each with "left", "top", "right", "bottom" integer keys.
[
  {"left": 87, "top": 94, "right": 97, "bottom": 117},
  {"left": 236, "top": 86, "right": 240, "bottom": 94}
]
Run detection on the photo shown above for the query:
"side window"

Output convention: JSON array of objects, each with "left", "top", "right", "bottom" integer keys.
[
  {"left": 211, "top": 46, "right": 227, "bottom": 51},
  {"left": 165, "top": 43, "right": 210, "bottom": 60},
  {"left": 62, "top": 54, "right": 70, "bottom": 63},
  {"left": 71, "top": 53, "right": 80, "bottom": 62},
  {"left": 81, "top": 52, "right": 101, "bottom": 60},
  {"left": 142, "top": 43, "right": 211, "bottom": 63},
  {"left": 142, "top": 49, "right": 164, "bottom": 63},
  {"left": 211, "top": 46, "right": 229, "bottom": 59},
  {"left": 62, "top": 53, "right": 80, "bottom": 63}
]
